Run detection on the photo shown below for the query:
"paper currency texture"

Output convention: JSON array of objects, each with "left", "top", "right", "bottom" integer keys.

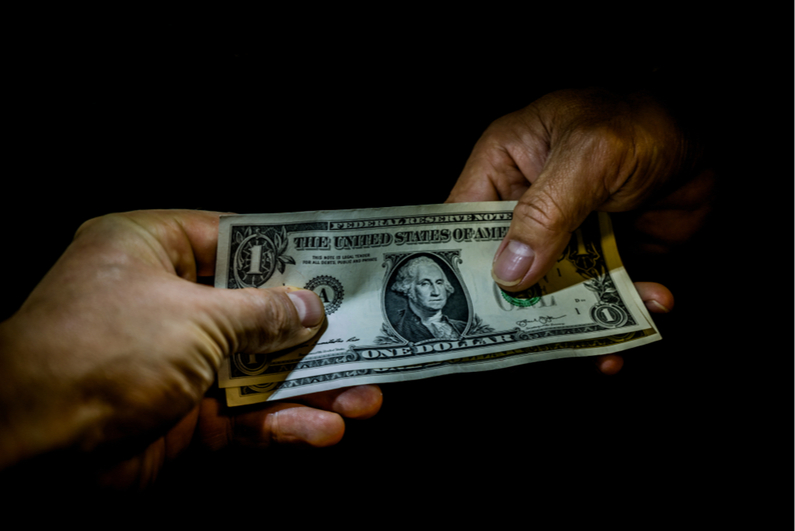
[{"left": 214, "top": 202, "right": 659, "bottom": 405}]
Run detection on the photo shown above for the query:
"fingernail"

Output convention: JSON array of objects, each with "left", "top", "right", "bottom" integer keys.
[
  {"left": 492, "top": 240, "right": 535, "bottom": 286},
  {"left": 287, "top": 290, "right": 325, "bottom": 327},
  {"left": 645, "top": 299, "right": 670, "bottom": 313},
  {"left": 269, "top": 408, "right": 344, "bottom": 447}
]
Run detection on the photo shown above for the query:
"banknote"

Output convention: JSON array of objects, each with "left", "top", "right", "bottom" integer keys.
[
  {"left": 214, "top": 202, "right": 659, "bottom": 405},
  {"left": 224, "top": 328, "right": 658, "bottom": 406}
]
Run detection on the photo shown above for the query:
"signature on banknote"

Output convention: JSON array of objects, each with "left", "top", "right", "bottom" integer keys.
[
  {"left": 317, "top": 337, "right": 361, "bottom": 345},
  {"left": 516, "top": 316, "right": 567, "bottom": 328}
]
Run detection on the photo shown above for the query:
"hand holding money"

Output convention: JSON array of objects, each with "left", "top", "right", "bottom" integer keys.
[
  {"left": 447, "top": 88, "right": 709, "bottom": 374},
  {"left": 215, "top": 202, "right": 669, "bottom": 406},
  {"left": 0, "top": 210, "right": 382, "bottom": 486},
  {"left": 0, "top": 205, "right": 670, "bottom": 486},
  {"left": 448, "top": 88, "right": 714, "bottom": 293}
]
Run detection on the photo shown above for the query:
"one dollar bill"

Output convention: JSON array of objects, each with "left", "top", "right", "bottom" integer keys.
[{"left": 214, "top": 202, "right": 659, "bottom": 405}]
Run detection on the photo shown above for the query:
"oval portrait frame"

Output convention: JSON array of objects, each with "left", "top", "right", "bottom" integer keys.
[{"left": 381, "top": 251, "right": 472, "bottom": 343}]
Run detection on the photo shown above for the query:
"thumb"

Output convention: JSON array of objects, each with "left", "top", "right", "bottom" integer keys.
[
  {"left": 208, "top": 286, "right": 326, "bottom": 358},
  {"left": 491, "top": 155, "right": 611, "bottom": 292}
]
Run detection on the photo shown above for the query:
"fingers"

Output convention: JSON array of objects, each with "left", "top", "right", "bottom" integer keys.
[
  {"left": 594, "top": 281, "right": 673, "bottom": 375},
  {"left": 105, "top": 210, "right": 328, "bottom": 357},
  {"left": 197, "top": 398, "right": 345, "bottom": 450},
  {"left": 450, "top": 90, "right": 687, "bottom": 294},
  {"left": 74, "top": 210, "right": 327, "bottom": 370},
  {"left": 595, "top": 355, "right": 624, "bottom": 376},
  {"left": 634, "top": 281, "right": 674, "bottom": 314},
  {"left": 72, "top": 209, "right": 228, "bottom": 281},
  {"left": 96, "top": 384, "right": 381, "bottom": 486},
  {"left": 240, "top": 405, "right": 346, "bottom": 448},
  {"left": 207, "top": 286, "right": 326, "bottom": 360},
  {"left": 446, "top": 138, "right": 531, "bottom": 204},
  {"left": 448, "top": 103, "right": 633, "bottom": 293},
  {"left": 300, "top": 385, "right": 383, "bottom": 420},
  {"left": 448, "top": 108, "right": 601, "bottom": 293},
  {"left": 446, "top": 110, "right": 546, "bottom": 205},
  {"left": 235, "top": 385, "right": 383, "bottom": 447},
  {"left": 197, "top": 385, "right": 382, "bottom": 451},
  {"left": 491, "top": 133, "right": 620, "bottom": 292}
]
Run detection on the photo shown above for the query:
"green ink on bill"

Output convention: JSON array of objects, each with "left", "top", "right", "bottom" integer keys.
[{"left": 500, "top": 284, "right": 542, "bottom": 307}]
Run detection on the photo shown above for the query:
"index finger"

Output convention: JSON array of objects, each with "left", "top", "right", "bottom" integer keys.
[
  {"left": 168, "top": 210, "right": 234, "bottom": 278},
  {"left": 77, "top": 209, "right": 233, "bottom": 280},
  {"left": 446, "top": 112, "right": 547, "bottom": 204}
]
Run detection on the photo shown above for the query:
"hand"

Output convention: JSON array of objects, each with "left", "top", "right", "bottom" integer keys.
[
  {"left": 447, "top": 88, "right": 714, "bottom": 373},
  {"left": 596, "top": 281, "right": 673, "bottom": 375},
  {"left": 448, "top": 87, "right": 715, "bottom": 291},
  {"left": 0, "top": 210, "right": 382, "bottom": 488}
]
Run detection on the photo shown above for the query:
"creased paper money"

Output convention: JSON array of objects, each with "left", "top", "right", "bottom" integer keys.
[{"left": 214, "top": 202, "right": 659, "bottom": 405}]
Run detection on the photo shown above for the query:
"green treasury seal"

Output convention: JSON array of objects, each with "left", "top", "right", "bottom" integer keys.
[{"left": 500, "top": 284, "right": 542, "bottom": 307}]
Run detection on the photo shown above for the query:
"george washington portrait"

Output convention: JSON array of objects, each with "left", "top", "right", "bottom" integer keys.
[{"left": 385, "top": 255, "right": 469, "bottom": 343}]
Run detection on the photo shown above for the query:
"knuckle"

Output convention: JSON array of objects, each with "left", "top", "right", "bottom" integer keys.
[
  {"left": 513, "top": 189, "right": 573, "bottom": 235},
  {"left": 73, "top": 212, "right": 126, "bottom": 239},
  {"left": 237, "top": 288, "right": 303, "bottom": 352},
  {"left": 567, "top": 120, "right": 633, "bottom": 157},
  {"left": 561, "top": 121, "right": 642, "bottom": 197},
  {"left": 483, "top": 107, "right": 538, "bottom": 144}
]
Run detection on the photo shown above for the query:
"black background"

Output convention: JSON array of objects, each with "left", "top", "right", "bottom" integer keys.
[{"left": 2, "top": 10, "right": 791, "bottom": 526}]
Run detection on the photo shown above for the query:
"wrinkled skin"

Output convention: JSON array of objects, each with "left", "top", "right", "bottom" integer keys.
[
  {"left": 0, "top": 210, "right": 382, "bottom": 488},
  {"left": 447, "top": 88, "right": 714, "bottom": 374}
]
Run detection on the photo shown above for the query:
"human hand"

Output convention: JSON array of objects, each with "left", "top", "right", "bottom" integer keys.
[
  {"left": 447, "top": 87, "right": 715, "bottom": 291},
  {"left": 447, "top": 88, "right": 714, "bottom": 373},
  {"left": 0, "top": 210, "right": 382, "bottom": 488}
]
